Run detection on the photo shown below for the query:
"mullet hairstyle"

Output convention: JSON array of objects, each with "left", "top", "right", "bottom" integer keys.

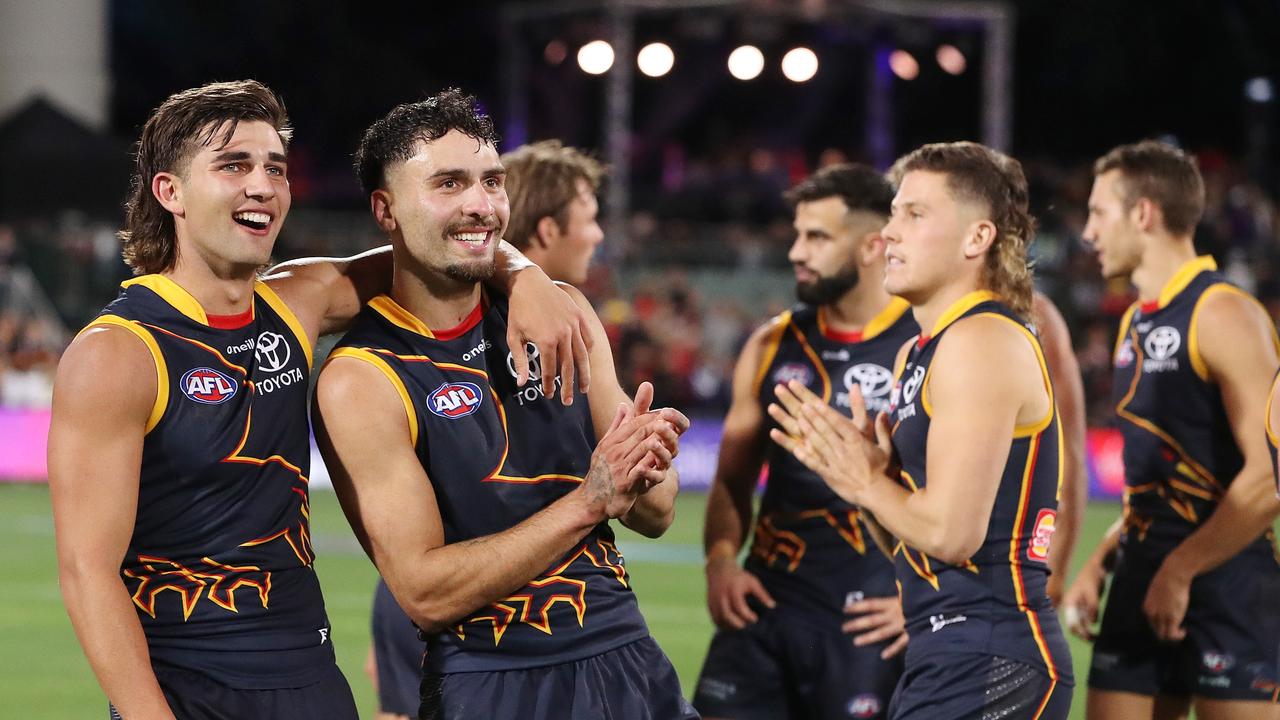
[
  {"left": 119, "top": 80, "right": 292, "bottom": 275},
  {"left": 1093, "top": 140, "right": 1205, "bottom": 236},
  {"left": 783, "top": 162, "right": 895, "bottom": 218},
  {"left": 354, "top": 88, "right": 500, "bottom": 197},
  {"left": 500, "top": 140, "right": 604, "bottom": 250},
  {"left": 890, "top": 141, "right": 1036, "bottom": 319}
]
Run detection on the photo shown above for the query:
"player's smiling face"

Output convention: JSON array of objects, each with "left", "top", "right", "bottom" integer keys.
[
  {"left": 165, "top": 120, "right": 290, "bottom": 274},
  {"left": 1083, "top": 170, "right": 1143, "bottom": 280},
  {"left": 881, "top": 170, "right": 981, "bottom": 302},
  {"left": 378, "top": 129, "right": 509, "bottom": 283}
]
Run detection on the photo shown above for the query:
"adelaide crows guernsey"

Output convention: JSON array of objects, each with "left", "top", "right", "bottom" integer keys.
[
  {"left": 330, "top": 292, "right": 649, "bottom": 673},
  {"left": 889, "top": 290, "right": 1071, "bottom": 684},
  {"left": 746, "top": 298, "right": 916, "bottom": 626},
  {"left": 1112, "top": 256, "right": 1280, "bottom": 563},
  {"left": 86, "top": 274, "right": 332, "bottom": 689}
]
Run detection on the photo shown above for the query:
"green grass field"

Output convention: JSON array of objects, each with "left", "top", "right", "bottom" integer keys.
[{"left": 0, "top": 483, "right": 1139, "bottom": 718}]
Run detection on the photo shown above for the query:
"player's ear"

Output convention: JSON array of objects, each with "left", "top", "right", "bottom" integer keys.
[
  {"left": 859, "top": 231, "right": 885, "bottom": 267},
  {"left": 1132, "top": 197, "right": 1158, "bottom": 233},
  {"left": 370, "top": 190, "right": 397, "bottom": 233},
  {"left": 963, "top": 220, "right": 997, "bottom": 259},
  {"left": 152, "top": 172, "right": 184, "bottom": 216},
  {"left": 533, "top": 215, "right": 560, "bottom": 249}
]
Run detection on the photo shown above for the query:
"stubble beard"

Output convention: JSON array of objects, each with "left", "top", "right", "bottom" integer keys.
[{"left": 796, "top": 262, "right": 861, "bottom": 306}]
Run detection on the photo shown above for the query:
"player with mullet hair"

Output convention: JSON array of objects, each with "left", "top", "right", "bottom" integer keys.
[
  {"left": 771, "top": 142, "right": 1073, "bottom": 719},
  {"left": 1064, "top": 140, "right": 1280, "bottom": 720},
  {"left": 48, "top": 80, "right": 591, "bottom": 719},
  {"left": 314, "top": 90, "right": 696, "bottom": 720},
  {"left": 692, "top": 163, "right": 911, "bottom": 720}
]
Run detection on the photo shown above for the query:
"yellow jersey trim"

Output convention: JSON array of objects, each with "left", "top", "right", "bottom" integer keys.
[
  {"left": 326, "top": 347, "right": 419, "bottom": 447},
  {"left": 121, "top": 275, "right": 210, "bottom": 326},
  {"left": 368, "top": 295, "right": 436, "bottom": 339},
  {"left": 927, "top": 290, "right": 1001, "bottom": 339},
  {"left": 752, "top": 311, "right": 791, "bottom": 396},
  {"left": 1268, "top": 372, "right": 1280, "bottom": 449},
  {"left": 255, "top": 281, "right": 314, "bottom": 369},
  {"left": 80, "top": 315, "right": 168, "bottom": 434},
  {"left": 1187, "top": 283, "right": 1276, "bottom": 383},
  {"left": 817, "top": 296, "right": 912, "bottom": 342},
  {"left": 1153, "top": 255, "right": 1217, "bottom": 310}
]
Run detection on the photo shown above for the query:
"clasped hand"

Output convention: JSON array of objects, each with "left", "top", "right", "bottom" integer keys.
[{"left": 767, "top": 380, "right": 894, "bottom": 506}]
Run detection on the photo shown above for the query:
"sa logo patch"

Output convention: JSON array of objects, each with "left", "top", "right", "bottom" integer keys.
[
  {"left": 181, "top": 367, "right": 238, "bottom": 404},
  {"left": 1027, "top": 508, "right": 1056, "bottom": 562},
  {"left": 428, "top": 381, "right": 484, "bottom": 419}
]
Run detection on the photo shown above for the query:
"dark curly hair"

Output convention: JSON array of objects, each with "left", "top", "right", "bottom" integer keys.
[
  {"left": 118, "top": 80, "right": 291, "bottom": 275},
  {"left": 890, "top": 142, "right": 1037, "bottom": 319},
  {"left": 354, "top": 88, "right": 500, "bottom": 196}
]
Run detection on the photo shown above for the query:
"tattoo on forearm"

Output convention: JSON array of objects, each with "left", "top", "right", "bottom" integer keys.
[{"left": 585, "top": 458, "right": 615, "bottom": 507}]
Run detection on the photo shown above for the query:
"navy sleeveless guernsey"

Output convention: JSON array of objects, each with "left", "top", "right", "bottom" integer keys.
[
  {"left": 747, "top": 298, "right": 916, "bottom": 625},
  {"left": 86, "top": 274, "right": 333, "bottom": 689},
  {"left": 1111, "top": 256, "right": 1280, "bottom": 562},
  {"left": 329, "top": 292, "right": 650, "bottom": 673},
  {"left": 888, "top": 290, "right": 1072, "bottom": 685}
]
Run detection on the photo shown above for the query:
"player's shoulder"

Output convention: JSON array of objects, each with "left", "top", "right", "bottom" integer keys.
[
  {"left": 937, "top": 311, "right": 1039, "bottom": 370},
  {"left": 54, "top": 319, "right": 158, "bottom": 416}
]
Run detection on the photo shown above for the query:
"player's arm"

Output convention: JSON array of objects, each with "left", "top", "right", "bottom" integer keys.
[
  {"left": 1062, "top": 516, "right": 1122, "bottom": 641},
  {"left": 703, "top": 320, "right": 779, "bottom": 628},
  {"left": 562, "top": 285, "right": 686, "bottom": 538},
  {"left": 850, "top": 318, "right": 1043, "bottom": 565},
  {"left": 48, "top": 327, "right": 176, "bottom": 720},
  {"left": 1143, "top": 290, "right": 1280, "bottom": 641},
  {"left": 1033, "top": 294, "right": 1087, "bottom": 607},
  {"left": 264, "top": 241, "right": 591, "bottom": 402},
  {"left": 313, "top": 355, "right": 681, "bottom": 632}
]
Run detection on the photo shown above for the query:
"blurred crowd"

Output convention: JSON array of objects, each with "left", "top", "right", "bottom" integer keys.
[{"left": 3, "top": 148, "right": 1278, "bottom": 423}]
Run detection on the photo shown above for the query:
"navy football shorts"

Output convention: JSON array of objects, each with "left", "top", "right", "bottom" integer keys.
[
  {"left": 889, "top": 652, "right": 1071, "bottom": 720},
  {"left": 372, "top": 578, "right": 427, "bottom": 716},
  {"left": 1088, "top": 548, "right": 1280, "bottom": 702},
  {"left": 692, "top": 609, "right": 902, "bottom": 719},
  {"left": 418, "top": 636, "right": 697, "bottom": 720},
  {"left": 109, "top": 661, "right": 357, "bottom": 720}
]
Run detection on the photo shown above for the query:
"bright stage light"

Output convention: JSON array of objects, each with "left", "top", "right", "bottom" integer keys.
[
  {"left": 936, "top": 44, "right": 966, "bottom": 75},
  {"left": 637, "top": 42, "right": 675, "bottom": 77},
  {"left": 727, "top": 45, "right": 764, "bottom": 80},
  {"left": 781, "top": 47, "right": 819, "bottom": 83},
  {"left": 1246, "top": 77, "right": 1274, "bottom": 103},
  {"left": 577, "top": 40, "right": 615, "bottom": 75},
  {"left": 889, "top": 49, "right": 919, "bottom": 81}
]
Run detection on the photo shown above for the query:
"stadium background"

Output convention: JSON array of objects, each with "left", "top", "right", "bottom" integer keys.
[{"left": 2, "top": 1, "right": 1279, "bottom": 717}]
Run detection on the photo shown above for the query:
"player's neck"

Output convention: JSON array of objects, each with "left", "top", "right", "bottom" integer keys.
[
  {"left": 1132, "top": 238, "right": 1197, "bottom": 303},
  {"left": 390, "top": 266, "right": 483, "bottom": 332},
  {"left": 164, "top": 255, "right": 258, "bottom": 316},
  {"left": 824, "top": 276, "right": 894, "bottom": 330},
  {"left": 911, "top": 279, "right": 983, "bottom": 338}
]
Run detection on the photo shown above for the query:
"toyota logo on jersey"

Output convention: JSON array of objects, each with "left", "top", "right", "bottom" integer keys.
[
  {"left": 428, "top": 381, "right": 484, "bottom": 419},
  {"left": 180, "top": 367, "right": 238, "bottom": 404}
]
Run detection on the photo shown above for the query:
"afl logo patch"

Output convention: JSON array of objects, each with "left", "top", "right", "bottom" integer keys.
[
  {"left": 428, "top": 381, "right": 484, "bottom": 419},
  {"left": 1143, "top": 326, "right": 1181, "bottom": 360},
  {"left": 180, "top": 367, "right": 238, "bottom": 404},
  {"left": 772, "top": 362, "right": 813, "bottom": 387},
  {"left": 1028, "top": 508, "right": 1056, "bottom": 562}
]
